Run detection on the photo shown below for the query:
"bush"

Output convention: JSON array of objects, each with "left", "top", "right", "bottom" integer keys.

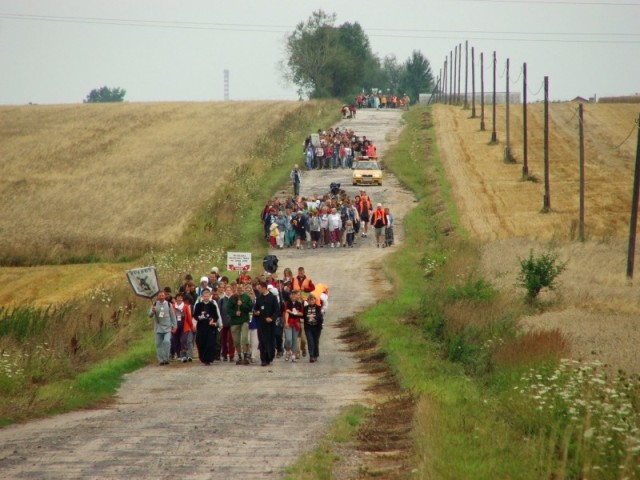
[{"left": 517, "top": 250, "right": 567, "bottom": 301}]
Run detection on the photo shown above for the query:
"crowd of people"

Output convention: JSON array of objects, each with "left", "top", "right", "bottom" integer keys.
[
  {"left": 355, "top": 92, "right": 411, "bottom": 110},
  {"left": 302, "top": 126, "right": 378, "bottom": 171},
  {"left": 262, "top": 191, "right": 394, "bottom": 251},
  {"left": 149, "top": 121, "right": 395, "bottom": 367},
  {"left": 148, "top": 267, "right": 328, "bottom": 367}
]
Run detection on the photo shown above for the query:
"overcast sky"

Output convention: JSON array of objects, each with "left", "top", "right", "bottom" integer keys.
[{"left": 1, "top": 0, "right": 638, "bottom": 105}]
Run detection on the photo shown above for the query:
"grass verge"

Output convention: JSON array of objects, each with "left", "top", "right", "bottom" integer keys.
[
  {"left": 284, "top": 403, "right": 370, "bottom": 480},
  {"left": 294, "top": 105, "right": 638, "bottom": 479}
]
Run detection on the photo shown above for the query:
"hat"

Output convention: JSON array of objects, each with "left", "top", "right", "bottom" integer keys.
[
  {"left": 211, "top": 267, "right": 219, "bottom": 274},
  {"left": 200, "top": 276, "right": 209, "bottom": 284},
  {"left": 377, "top": 203, "right": 382, "bottom": 207}
]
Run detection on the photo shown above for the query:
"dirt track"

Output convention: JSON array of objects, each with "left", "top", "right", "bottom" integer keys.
[{"left": 0, "top": 109, "right": 413, "bottom": 479}]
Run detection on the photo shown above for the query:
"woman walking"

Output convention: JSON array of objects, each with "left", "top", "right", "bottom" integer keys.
[{"left": 303, "top": 294, "right": 324, "bottom": 363}]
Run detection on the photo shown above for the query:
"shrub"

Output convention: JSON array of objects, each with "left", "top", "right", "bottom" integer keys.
[{"left": 517, "top": 250, "right": 567, "bottom": 301}]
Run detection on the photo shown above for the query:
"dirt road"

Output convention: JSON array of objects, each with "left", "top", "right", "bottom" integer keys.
[{"left": 0, "top": 109, "right": 414, "bottom": 479}]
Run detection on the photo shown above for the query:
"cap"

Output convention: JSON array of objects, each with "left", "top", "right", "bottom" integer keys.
[
  {"left": 211, "top": 267, "right": 219, "bottom": 274},
  {"left": 200, "top": 276, "right": 209, "bottom": 284},
  {"left": 377, "top": 203, "right": 382, "bottom": 207}
]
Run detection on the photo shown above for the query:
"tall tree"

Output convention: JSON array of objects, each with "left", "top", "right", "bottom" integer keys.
[
  {"left": 283, "top": 10, "right": 376, "bottom": 99},
  {"left": 84, "top": 86, "right": 126, "bottom": 103},
  {"left": 400, "top": 51, "right": 434, "bottom": 102}
]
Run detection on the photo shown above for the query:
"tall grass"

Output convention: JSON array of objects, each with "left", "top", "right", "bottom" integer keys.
[
  {"left": 0, "top": 99, "right": 341, "bottom": 424},
  {"left": 346, "top": 105, "right": 640, "bottom": 478}
]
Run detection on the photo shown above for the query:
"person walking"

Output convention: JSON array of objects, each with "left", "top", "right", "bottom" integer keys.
[
  {"left": 253, "top": 281, "right": 280, "bottom": 366},
  {"left": 192, "top": 289, "right": 221, "bottom": 365},
  {"left": 283, "top": 289, "right": 304, "bottom": 362},
  {"left": 303, "top": 294, "right": 324, "bottom": 363},
  {"left": 290, "top": 164, "right": 302, "bottom": 197},
  {"left": 148, "top": 290, "right": 177, "bottom": 365},
  {"left": 371, "top": 202, "right": 388, "bottom": 248},
  {"left": 218, "top": 285, "right": 235, "bottom": 362},
  {"left": 173, "top": 293, "right": 195, "bottom": 363},
  {"left": 227, "top": 283, "right": 253, "bottom": 365}
]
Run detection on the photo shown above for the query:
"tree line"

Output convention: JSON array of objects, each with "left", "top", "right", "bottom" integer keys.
[{"left": 282, "top": 10, "right": 434, "bottom": 103}]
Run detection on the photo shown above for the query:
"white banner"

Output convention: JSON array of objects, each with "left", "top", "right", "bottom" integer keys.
[
  {"left": 126, "top": 266, "right": 160, "bottom": 298},
  {"left": 227, "top": 251, "right": 252, "bottom": 272}
]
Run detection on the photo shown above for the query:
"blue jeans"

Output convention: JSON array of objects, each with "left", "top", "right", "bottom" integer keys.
[
  {"left": 284, "top": 326, "right": 299, "bottom": 353},
  {"left": 155, "top": 331, "right": 171, "bottom": 363}
]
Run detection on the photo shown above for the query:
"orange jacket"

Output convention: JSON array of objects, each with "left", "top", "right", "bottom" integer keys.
[{"left": 174, "top": 303, "right": 195, "bottom": 333}]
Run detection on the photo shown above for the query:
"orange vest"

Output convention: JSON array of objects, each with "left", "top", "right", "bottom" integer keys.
[
  {"left": 293, "top": 275, "right": 314, "bottom": 292},
  {"left": 372, "top": 208, "right": 386, "bottom": 226}
]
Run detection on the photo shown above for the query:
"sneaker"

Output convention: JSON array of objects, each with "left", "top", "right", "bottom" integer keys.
[
  {"left": 276, "top": 351, "right": 283, "bottom": 358},
  {"left": 188, "top": 357, "right": 193, "bottom": 362},
  {"left": 180, "top": 357, "right": 187, "bottom": 363},
  {"left": 301, "top": 350, "right": 307, "bottom": 357},
  {"left": 223, "top": 356, "right": 228, "bottom": 362},
  {"left": 284, "top": 351, "right": 290, "bottom": 361},
  {"left": 236, "top": 358, "right": 243, "bottom": 365},
  {"left": 291, "top": 356, "right": 297, "bottom": 363},
  {"left": 243, "top": 358, "right": 250, "bottom": 365}
]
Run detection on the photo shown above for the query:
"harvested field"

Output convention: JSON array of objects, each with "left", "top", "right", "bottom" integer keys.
[
  {"left": 433, "top": 103, "right": 640, "bottom": 374},
  {"left": 0, "top": 101, "right": 312, "bottom": 263}
]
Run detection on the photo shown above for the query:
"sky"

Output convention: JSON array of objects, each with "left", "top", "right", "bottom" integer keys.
[{"left": 1, "top": 0, "right": 639, "bottom": 105}]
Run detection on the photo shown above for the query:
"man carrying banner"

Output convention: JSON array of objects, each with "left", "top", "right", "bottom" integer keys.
[{"left": 148, "top": 290, "right": 177, "bottom": 365}]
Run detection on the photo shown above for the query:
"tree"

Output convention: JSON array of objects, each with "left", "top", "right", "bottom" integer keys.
[
  {"left": 282, "top": 10, "right": 376, "bottom": 99},
  {"left": 400, "top": 51, "right": 434, "bottom": 102},
  {"left": 84, "top": 86, "right": 126, "bottom": 103},
  {"left": 381, "top": 55, "right": 404, "bottom": 94}
]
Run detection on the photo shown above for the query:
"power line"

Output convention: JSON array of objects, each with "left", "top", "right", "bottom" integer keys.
[
  {"left": 1, "top": 13, "right": 640, "bottom": 44},
  {"left": 458, "top": 0, "right": 640, "bottom": 6}
]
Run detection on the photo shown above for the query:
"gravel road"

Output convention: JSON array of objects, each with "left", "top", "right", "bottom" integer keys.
[{"left": 0, "top": 108, "right": 415, "bottom": 479}]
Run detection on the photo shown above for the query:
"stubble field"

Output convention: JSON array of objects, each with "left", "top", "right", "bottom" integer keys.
[
  {"left": 0, "top": 101, "right": 307, "bottom": 264},
  {"left": 433, "top": 102, "right": 640, "bottom": 373}
]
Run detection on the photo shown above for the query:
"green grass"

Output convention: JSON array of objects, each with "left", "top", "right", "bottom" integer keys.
[{"left": 284, "top": 403, "right": 369, "bottom": 480}]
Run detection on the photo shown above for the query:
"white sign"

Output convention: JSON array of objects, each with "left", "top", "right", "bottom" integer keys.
[
  {"left": 126, "top": 266, "right": 160, "bottom": 298},
  {"left": 227, "top": 252, "right": 252, "bottom": 272}
]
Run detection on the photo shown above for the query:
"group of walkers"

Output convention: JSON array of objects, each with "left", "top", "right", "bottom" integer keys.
[
  {"left": 355, "top": 93, "right": 411, "bottom": 110},
  {"left": 263, "top": 190, "right": 394, "bottom": 251},
  {"left": 302, "top": 127, "right": 377, "bottom": 171},
  {"left": 148, "top": 267, "right": 327, "bottom": 367}
]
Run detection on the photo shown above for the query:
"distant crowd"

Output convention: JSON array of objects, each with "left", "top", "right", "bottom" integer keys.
[{"left": 302, "top": 126, "right": 377, "bottom": 171}]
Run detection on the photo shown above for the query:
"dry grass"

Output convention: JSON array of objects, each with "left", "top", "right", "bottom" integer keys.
[
  {"left": 493, "top": 328, "right": 571, "bottom": 368},
  {"left": 0, "top": 101, "right": 310, "bottom": 265}
]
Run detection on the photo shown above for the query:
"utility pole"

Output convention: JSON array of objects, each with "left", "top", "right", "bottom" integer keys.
[
  {"left": 523, "top": 62, "right": 528, "bottom": 177},
  {"left": 444, "top": 58, "right": 448, "bottom": 104},
  {"left": 505, "top": 58, "right": 513, "bottom": 162},
  {"left": 543, "top": 76, "right": 551, "bottom": 212},
  {"left": 453, "top": 46, "right": 458, "bottom": 105},
  {"left": 449, "top": 50, "right": 453, "bottom": 105},
  {"left": 626, "top": 113, "right": 640, "bottom": 279},
  {"left": 471, "top": 46, "right": 476, "bottom": 118},
  {"left": 491, "top": 51, "right": 497, "bottom": 143},
  {"left": 480, "top": 52, "right": 486, "bottom": 131},
  {"left": 578, "top": 103, "right": 585, "bottom": 242},
  {"left": 458, "top": 43, "right": 462, "bottom": 105}
]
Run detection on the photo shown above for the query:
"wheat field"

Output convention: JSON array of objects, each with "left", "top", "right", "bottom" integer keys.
[{"left": 0, "top": 101, "right": 308, "bottom": 264}]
